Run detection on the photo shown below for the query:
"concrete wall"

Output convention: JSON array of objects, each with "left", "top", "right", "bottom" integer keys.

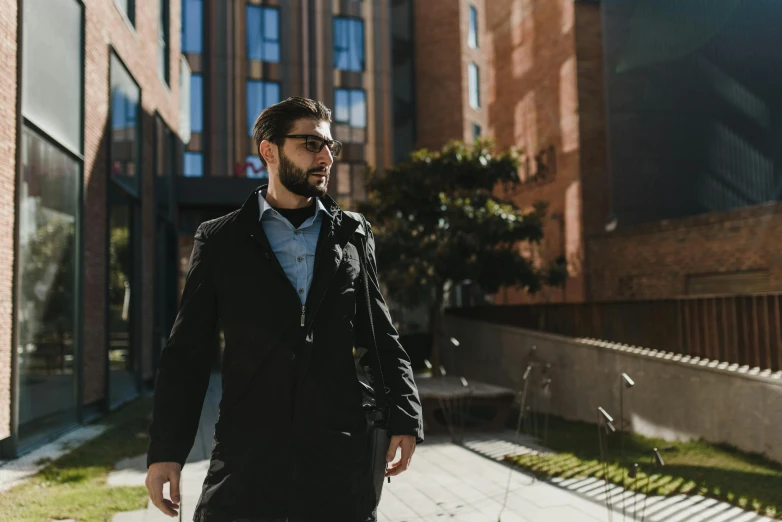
[{"left": 443, "top": 315, "right": 782, "bottom": 463}]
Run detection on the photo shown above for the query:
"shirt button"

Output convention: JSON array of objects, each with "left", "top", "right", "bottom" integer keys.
[
  {"left": 272, "top": 211, "right": 278, "bottom": 216},
  {"left": 299, "top": 288, "right": 304, "bottom": 294},
  {"left": 297, "top": 257, "right": 303, "bottom": 262},
  {"left": 294, "top": 230, "right": 299, "bottom": 235}
]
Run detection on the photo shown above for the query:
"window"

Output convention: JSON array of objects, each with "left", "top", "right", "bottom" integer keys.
[
  {"left": 111, "top": 54, "right": 141, "bottom": 194},
  {"left": 335, "top": 89, "right": 367, "bottom": 128},
  {"left": 245, "top": 155, "right": 267, "bottom": 179},
  {"left": 468, "top": 6, "right": 478, "bottom": 48},
  {"left": 116, "top": 0, "right": 135, "bottom": 25},
  {"left": 472, "top": 123, "right": 481, "bottom": 139},
  {"left": 158, "top": 0, "right": 170, "bottom": 84},
  {"left": 247, "top": 80, "right": 280, "bottom": 136},
  {"left": 182, "top": 0, "right": 202, "bottom": 53},
  {"left": 184, "top": 152, "right": 204, "bottom": 177},
  {"left": 334, "top": 88, "right": 366, "bottom": 144},
  {"left": 334, "top": 18, "right": 365, "bottom": 71},
  {"left": 468, "top": 62, "right": 480, "bottom": 109},
  {"left": 190, "top": 74, "right": 203, "bottom": 133},
  {"left": 247, "top": 6, "right": 280, "bottom": 62}
]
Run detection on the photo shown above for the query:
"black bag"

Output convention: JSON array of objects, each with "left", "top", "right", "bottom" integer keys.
[{"left": 355, "top": 217, "right": 391, "bottom": 507}]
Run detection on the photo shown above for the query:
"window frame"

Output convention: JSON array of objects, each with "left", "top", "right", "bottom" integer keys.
[
  {"left": 182, "top": 0, "right": 203, "bottom": 54},
  {"left": 334, "top": 88, "right": 367, "bottom": 129},
  {"left": 468, "top": 62, "right": 480, "bottom": 109},
  {"left": 333, "top": 17, "right": 366, "bottom": 72},
  {"left": 190, "top": 73, "right": 204, "bottom": 133},
  {"left": 246, "top": 79, "right": 281, "bottom": 136},
  {"left": 158, "top": 0, "right": 170, "bottom": 85},
  {"left": 468, "top": 5, "right": 478, "bottom": 49},
  {"left": 246, "top": 5, "right": 280, "bottom": 63}
]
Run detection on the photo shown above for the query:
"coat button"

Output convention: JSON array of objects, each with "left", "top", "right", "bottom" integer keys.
[
  {"left": 265, "top": 252, "right": 271, "bottom": 260},
  {"left": 290, "top": 351, "right": 297, "bottom": 361}
]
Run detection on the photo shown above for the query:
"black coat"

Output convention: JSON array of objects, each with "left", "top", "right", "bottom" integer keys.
[{"left": 147, "top": 186, "right": 424, "bottom": 522}]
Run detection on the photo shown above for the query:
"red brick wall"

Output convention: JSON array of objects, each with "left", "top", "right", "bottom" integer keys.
[
  {"left": 588, "top": 203, "right": 782, "bottom": 300},
  {"left": 0, "top": 0, "right": 18, "bottom": 440},
  {"left": 413, "top": 0, "right": 464, "bottom": 151},
  {"left": 82, "top": 0, "right": 181, "bottom": 404},
  {"left": 573, "top": 2, "right": 609, "bottom": 300},
  {"left": 486, "top": 0, "right": 586, "bottom": 304}
]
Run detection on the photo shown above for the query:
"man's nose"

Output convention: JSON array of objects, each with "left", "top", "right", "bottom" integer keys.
[{"left": 316, "top": 145, "right": 334, "bottom": 167}]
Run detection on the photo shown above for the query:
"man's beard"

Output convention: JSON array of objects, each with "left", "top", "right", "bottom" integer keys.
[{"left": 278, "top": 150, "right": 328, "bottom": 198}]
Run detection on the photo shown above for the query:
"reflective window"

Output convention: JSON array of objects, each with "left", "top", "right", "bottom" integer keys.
[
  {"left": 247, "top": 80, "right": 280, "bottom": 136},
  {"left": 335, "top": 88, "right": 367, "bottom": 128},
  {"left": 17, "top": 126, "right": 80, "bottom": 445},
  {"left": 190, "top": 74, "right": 203, "bottom": 133},
  {"left": 334, "top": 18, "right": 365, "bottom": 72},
  {"left": 247, "top": 6, "right": 280, "bottom": 62},
  {"left": 468, "top": 62, "right": 480, "bottom": 109},
  {"left": 184, "top": 152, "right": 204, "bottom": 177},
  {"left": 468, "top": 6, "right": 478, "bottom": 48},
  {"left": 110, "top": 54, "right": 141, "bottom": 195},
  {"left": 182, "top": 0, "right": 202, "bottom": 53},
  {"left": 158, "top": 0, "right": 170, "bottom": 84}
]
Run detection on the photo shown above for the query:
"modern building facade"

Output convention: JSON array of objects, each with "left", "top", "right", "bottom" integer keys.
[
  {"left": 0, "top": 0, "right": 185, "bottom": 458},
  {"left": 175, "top": 0, "right": 396, "bottom": 292}
]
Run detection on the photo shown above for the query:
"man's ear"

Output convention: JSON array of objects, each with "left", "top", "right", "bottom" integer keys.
[{"left": 259, "top": 140, "right": 276, "bottom": 166}]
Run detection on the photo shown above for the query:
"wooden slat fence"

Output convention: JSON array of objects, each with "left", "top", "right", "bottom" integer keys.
[{"left": 447, "top": 294, "right": 782, "bottom": 372}]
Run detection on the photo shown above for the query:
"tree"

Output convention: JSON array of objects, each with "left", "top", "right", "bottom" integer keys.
[{"left": 357, "top": 139, "right": 566, "bottom": 373}]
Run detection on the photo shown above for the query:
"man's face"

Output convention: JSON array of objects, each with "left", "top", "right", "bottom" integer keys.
[{"left": 276, "top": 118, "right": 334, "bottom": 199}]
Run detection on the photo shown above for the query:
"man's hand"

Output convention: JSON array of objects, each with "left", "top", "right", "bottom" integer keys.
[
  {"left": 146, "top": 461, "right": 183, "bottom": 517},
  {"left": 385, "top": 435, "right": 416, "bottom": 477}
]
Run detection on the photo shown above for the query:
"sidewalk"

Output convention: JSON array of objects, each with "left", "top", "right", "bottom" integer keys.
[{"left": 110, "top": 374, "right": 775, "bottom": 522}]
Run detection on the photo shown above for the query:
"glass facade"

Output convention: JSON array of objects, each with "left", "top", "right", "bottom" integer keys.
[
  {"left": 110, "top": 55, "right": 141, "bottom": 195},
  {"left": 182, "top": 0, "right": 202, "bottom": 54},
  {"left": 109, "top": 54, "right": 142, "bottom": 408},
  {"left": 184, "top": 151, "right": 204, "bottom": 177},
  {"left": 247, "top": 6, "right": 280, "bottom": 63},
  {"left": 16, "top": 126, "right": 80, "bottom": 446},
  {"left": 602, "top": 0, "right": 782, "bottom": 227},
  {"left": 190, "top": 73, "right": 203, "bottom": 133},
  {"left": 247, "top": 80, "right": 280, "bottom": 136},
  {"left": 334, "top": 18, "right": 365, "bottom": 72},
  {"left": 468, "top": 63, "right": 480, "bottom": 109}
]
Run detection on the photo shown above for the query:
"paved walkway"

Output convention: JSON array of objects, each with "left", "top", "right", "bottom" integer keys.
[{"left": 110, "top": 374, "right": 774, "bottom": 522}]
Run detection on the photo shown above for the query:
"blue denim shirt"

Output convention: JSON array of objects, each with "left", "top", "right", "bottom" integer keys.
[{"left": 258, "top": 190, "right": 332, "bottom": 305}]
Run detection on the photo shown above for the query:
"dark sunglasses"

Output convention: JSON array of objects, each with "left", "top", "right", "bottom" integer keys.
[{"left": 283, "top": 134, "right": 343, "bottom": 157}]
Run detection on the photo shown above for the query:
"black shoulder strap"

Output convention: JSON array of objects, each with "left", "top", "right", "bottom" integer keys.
[{"left": 354, "top": 214, "right": 390, "bottom": 413}]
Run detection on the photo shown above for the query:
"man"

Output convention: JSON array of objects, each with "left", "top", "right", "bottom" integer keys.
[{"left": 145, "top": 97, "right": 423, "bottom": 522}]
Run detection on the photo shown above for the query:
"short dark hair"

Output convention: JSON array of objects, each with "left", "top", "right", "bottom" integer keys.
[{"left": 252, "top": 96, "right": 332, "bottom": 166}]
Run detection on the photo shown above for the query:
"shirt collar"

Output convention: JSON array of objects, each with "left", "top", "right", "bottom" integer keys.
[{"left": 258, "top": 189, "right": 332, "bottom": 221}]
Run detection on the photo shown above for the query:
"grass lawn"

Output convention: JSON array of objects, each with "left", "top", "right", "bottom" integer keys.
[
  {"left": 0, "top": 397, "right": 153, "bottom": 522},
  {"left": 507, "top": 416, "right": 782, "bottom": 519}
]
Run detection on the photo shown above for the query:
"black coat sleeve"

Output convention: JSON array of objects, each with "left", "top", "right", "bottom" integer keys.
[
  {"left": 147, "top": 224, "right": 219, "bottom": 468},
  {"left": 355, "top": 224, "right": 424, "bottom": 443}
]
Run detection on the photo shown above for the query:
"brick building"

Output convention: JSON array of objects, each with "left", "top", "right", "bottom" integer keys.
[
  {"left": 417, "top": 0, "right": 782, "bottom": 305},
  {"left": 0, "top": 0, "right": 185, "bottom": 458}
]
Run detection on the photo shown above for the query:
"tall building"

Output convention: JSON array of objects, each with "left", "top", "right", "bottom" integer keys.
[
  {"left": 176, "top": 0, "right": 396, "bottom": 287},
  {"left": 0, "top": 0, "right": 185, "bottom": 458}
]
